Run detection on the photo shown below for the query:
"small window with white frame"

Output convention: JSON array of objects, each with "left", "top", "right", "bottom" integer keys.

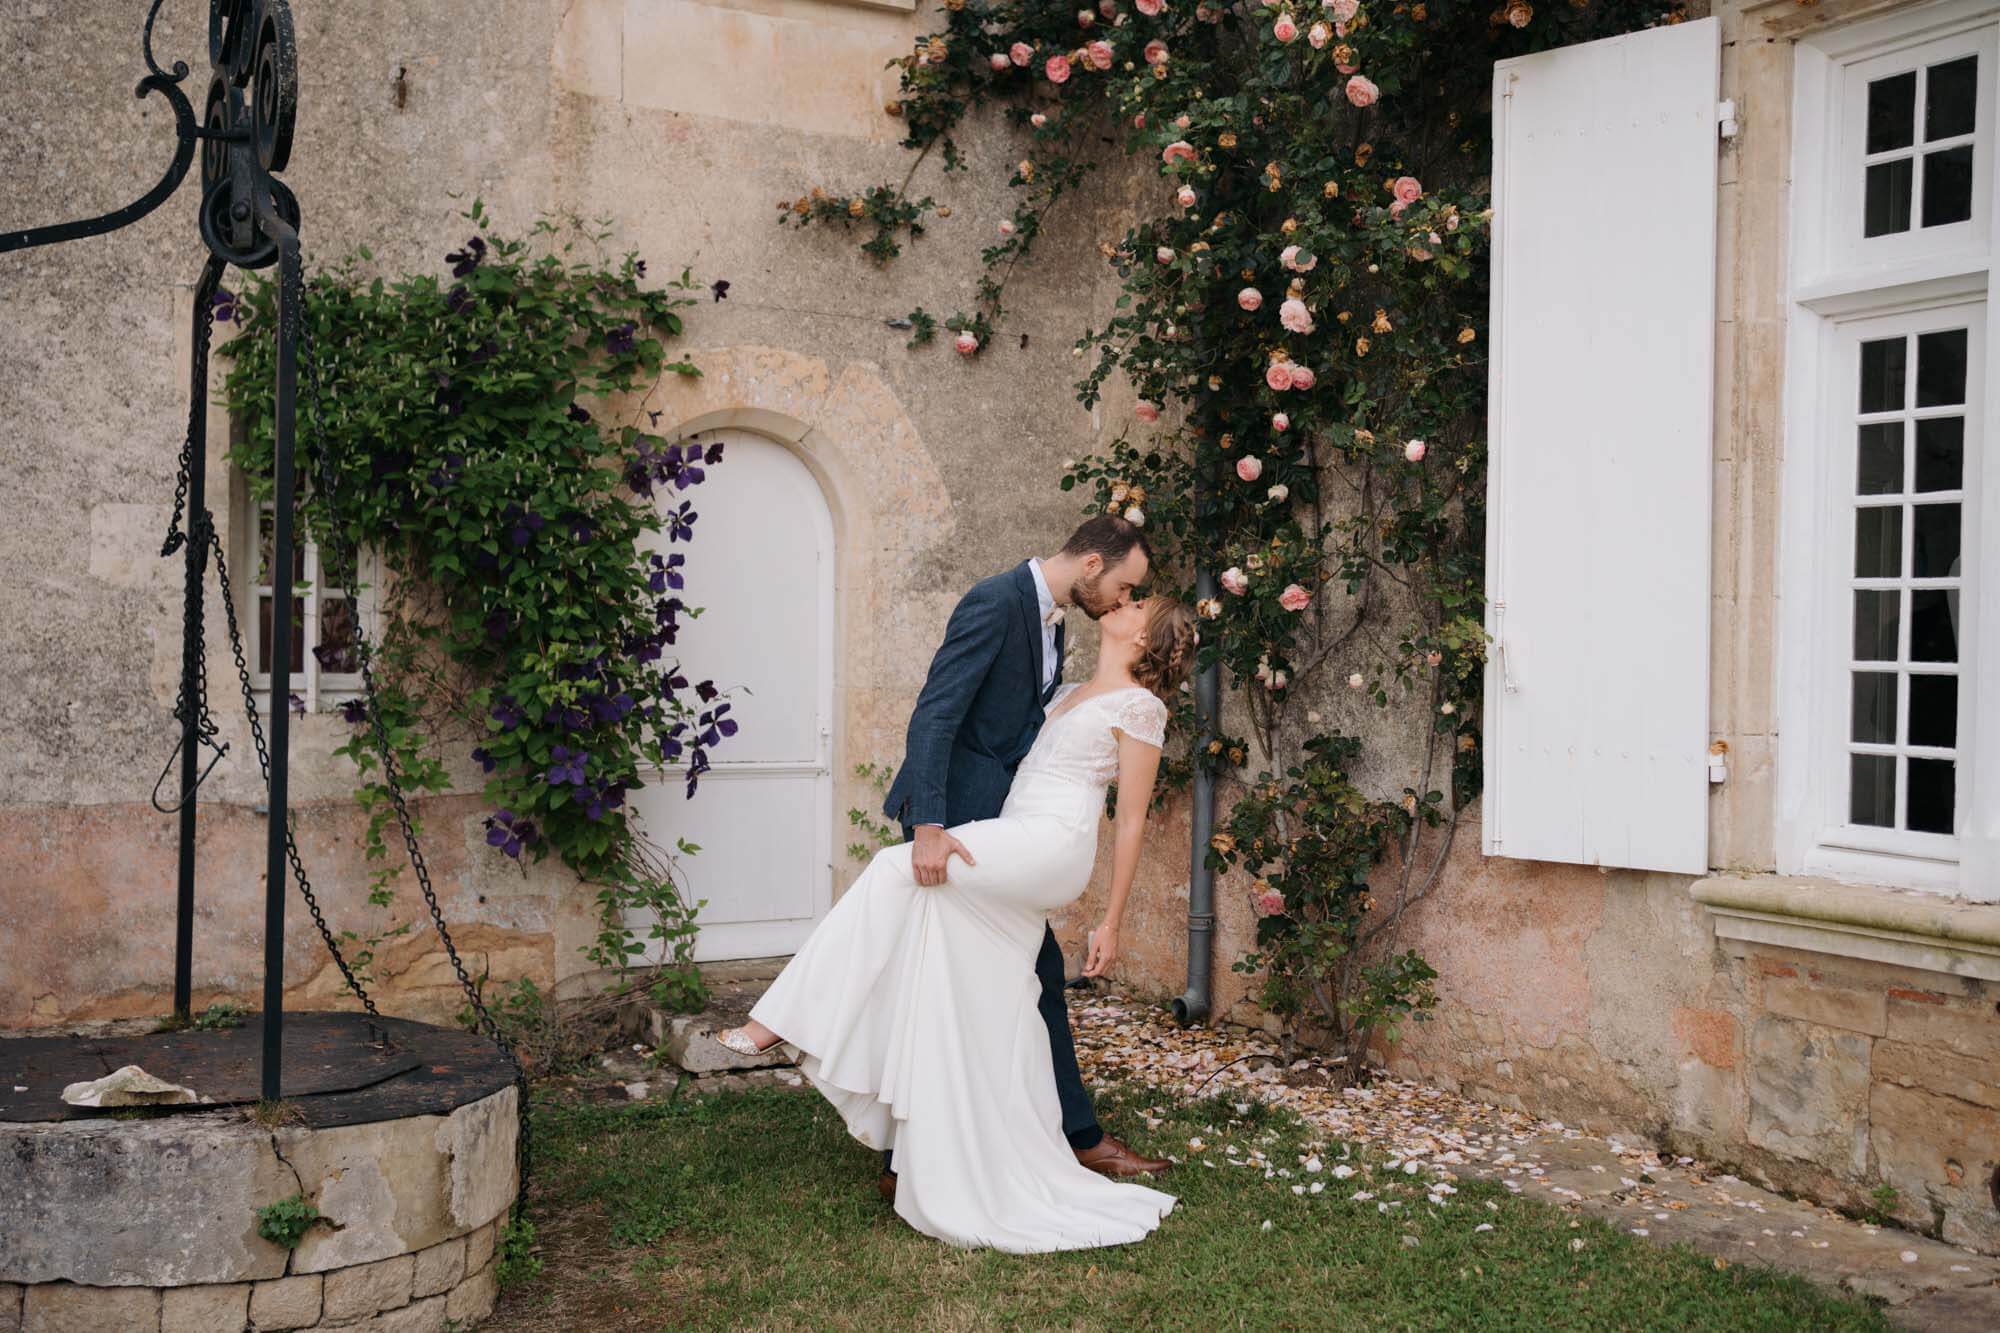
[
  {"left": 244, "top": 499, "right": 377, "bottom": 712},
  {"left": 1821, "top": 21, "right": 1996, "bottom": 277}
]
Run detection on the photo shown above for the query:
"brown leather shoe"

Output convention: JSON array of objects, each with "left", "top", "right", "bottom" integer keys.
[
  {"left": 1074, "top": 1133, "right": 1171, "bottom": 1178},
  {"left": 877, "top": 1171, "right": 897, "bottom": 1204}
]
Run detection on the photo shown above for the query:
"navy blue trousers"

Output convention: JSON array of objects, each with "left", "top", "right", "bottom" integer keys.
[{"left": 882, "top": 825, "right": 1102, "bottom": 1174}]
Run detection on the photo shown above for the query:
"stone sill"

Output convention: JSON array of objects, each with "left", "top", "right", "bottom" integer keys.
[{"left": 1691, "top": 874, "right": 2000, "bottom": 981}]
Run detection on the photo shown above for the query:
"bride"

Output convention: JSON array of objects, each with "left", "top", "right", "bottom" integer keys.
[{"left": 719, "top": 594, "right": 1197, "bottom": 1252}]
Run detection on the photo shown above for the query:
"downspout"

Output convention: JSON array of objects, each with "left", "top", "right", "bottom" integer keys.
[{"left": 1173, "top": 564, "right": 1219, "bottom": 1025}]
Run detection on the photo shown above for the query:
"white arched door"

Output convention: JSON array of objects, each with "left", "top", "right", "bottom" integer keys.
[{"left": 633, "top": 429, "right": 834, "bottom": 961}]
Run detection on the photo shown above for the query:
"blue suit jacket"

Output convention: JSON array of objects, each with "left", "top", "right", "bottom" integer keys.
[{"left": 883, "top": 561, "right": 1066, "bottom": 829}]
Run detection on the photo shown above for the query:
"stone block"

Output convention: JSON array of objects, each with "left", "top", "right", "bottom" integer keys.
[
  {"left": 1870, "top": 1081, "right": 2000, "bottom": 1254},
  {"left": 247, "top": 1274, "right": 320, "bottom": 1331},
  {"left": 161, "top": 1283, "right": 247, "bottom": 1333},
  {"left": 1874, "top": 1040, "right": 2000, "bottom": 1111},
  {"left": 1745, "top": 1016, "right": 1871, "bottom": 1174},
  {"left": 1885, "top": 989, "right": 1999, "bottom": 1063},
  {"left": 362, "top": 1293, "right": 446, "bottom": 1333},
  {"left": 0, "top": 1284, "right": 19, "bottom": 1333},
  {"left": 321, "top": 1254, "right": 414, "bottom": 1324},
  {"left": 21, "top": 1283, "right": 160, "bottom": 1333},
  {"left": 1762, "top": 971, "right": 1886, "bottom": 1035},
  {"left": 444, "top": 1265, "right": 497, "bottom": 1327},
  {"left": 655, "top": 1012, "right": 791, "bottom": 1074},
  {"left": 464, "top": 1223, "right": 496, "bottom": 1276},
  {"left": 0, "top": 1118, "right": 291, "bottom": 1285},
  {"left": 1672, "top": 1006, "right": 1739, "bottom": 1069},
  {"left": 285, "top": 1087, "right": 517, "bottom": 1273},
  {"left": 410, "top": 1238, "right": 465, "bottom": 1300}
]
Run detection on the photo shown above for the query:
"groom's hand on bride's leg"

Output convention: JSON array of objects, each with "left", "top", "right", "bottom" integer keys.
[{"left": 910, "top": 824, "right": 975, "bottom": 887}]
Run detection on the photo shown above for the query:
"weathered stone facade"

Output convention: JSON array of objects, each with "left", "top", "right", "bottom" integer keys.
[{"left": 0, "top": 1088, "right": 515, "bottom": 1330}]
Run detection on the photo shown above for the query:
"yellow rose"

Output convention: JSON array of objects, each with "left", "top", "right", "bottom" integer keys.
[
  {"left": 1356, "top": 336, "right": 1371, "bottom": 355},
  {"left": 1457, "top": 327, "right": 1477, "bottom": 344},
  {"left": 1219, "top": 131, "right": 1238, "bottom": 149},
  {"left": 847, "top": 198, "right": 866, "bottom": 218},
  {"left": 1323, "top": 180, "right": 1340, "bottom": 198},
  {"left": 1372, "top": 308, "right": 1392, "bottom": 333}
]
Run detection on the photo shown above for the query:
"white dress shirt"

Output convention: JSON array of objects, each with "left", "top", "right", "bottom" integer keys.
[{"left": 1028, "top": 558, "right": 1059, "bottom": 694}]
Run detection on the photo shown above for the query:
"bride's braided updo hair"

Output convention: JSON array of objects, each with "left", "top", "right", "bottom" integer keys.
[{"left": 1132, "top": 599, "right": 1199, "bottom": 698}]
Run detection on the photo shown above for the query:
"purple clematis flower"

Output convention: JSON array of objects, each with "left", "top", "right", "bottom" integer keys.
[
  {"left": 212, "top": 287, "right": 246, "bottom": 326},
  {"left": 607, "top": 322, "right": 637, "bottom": 356},
  {"left": 567, "top": 402, "right": 592, "bottom": 424},
  {"left": 471, "top": 746, "right": 497, "bottom": 774},
  {"left": 711, "top": 279, "right": 730, "bottom": 302},
  {"left": 337, "top": 698, "right": 368, "bottom": 725},
  {"left": 287, "top": 692, "right": 306, "bottom": 717},
  {"left": 546, "top": 745, "right": 588, "bottom": 787},
  {"left": 491, "top": 696, "right": 524, "bottom": 732},
  {"left": 483, "top": 809, "right": 537, "bottom": 859},
  {"left": 445, "top": 284, "right": 476, "bottom": 316},
  {"left": 446, "top": 236, "right": 487, "bottom": 278}
]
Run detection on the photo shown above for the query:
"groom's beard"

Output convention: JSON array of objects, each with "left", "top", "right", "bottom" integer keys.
[{"left": 1070, "top": 571, "right": 1118, "bottom": 619}]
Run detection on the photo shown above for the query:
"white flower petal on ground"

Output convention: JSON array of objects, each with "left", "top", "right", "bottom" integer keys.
[
  {"left": 1474, "top": 1223, "right": 1495, "bottom": 1233},
  {"left": 1570, "top": 1238, "right": 1587, "bottom": 1252},
  {"left": 1901, "top": 1251, "right": 1918, "bottom": 1263},
  {"left": 1260, "top": 1219, "right": 1273, "bottom": 1232},
  {"left": 1304, "top": 1155, "right": 1324, "bottom": 1173}
]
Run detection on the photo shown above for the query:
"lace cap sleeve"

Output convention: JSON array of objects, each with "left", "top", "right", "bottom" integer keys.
[{"left": 1112, "top": 689, "right": 1168, "bottom": 749}]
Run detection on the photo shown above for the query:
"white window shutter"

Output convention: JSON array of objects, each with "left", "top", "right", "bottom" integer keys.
[{"left": 1484, "top": 18, "right": 1720, "bottom": 876}]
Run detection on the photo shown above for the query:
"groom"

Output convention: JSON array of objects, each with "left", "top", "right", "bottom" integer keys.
[{"left": 877, "top": 513, "right": 1172, "bottom": 1202}]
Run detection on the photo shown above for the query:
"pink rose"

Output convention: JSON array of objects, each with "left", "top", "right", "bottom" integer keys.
[
  {"left": 1221, "top": 566, "right": 1248, "bottom": 595},
  {"left": 1196, "top": 2, "right": 1222, "bottom": 19},
  {"left": 1236, "top": 455, "right": 1264, "bottom": 482},
  {"left": 1289, "top": 365, "right": 1316, "bottom": 390},
  {"left": 1133, "top": 112, "right": 1147, "bottom": 128},
  {"left": 1046, "top": 54, "right": 1072, "bottom": 83},
  {"left": 1336, "top": 61, "right": 1358, "bottom": 75},
  {"left": 1175, "top": 113, "right": 1191, "bottom": 128},
  {"left": 954, "top": 331, "right": 979, "bottom": 355},
  {"left": 1273, "top": 14, "right": 1298, "bottom": 42},
  {"left": 1280, "top": 298, "right": 1315, "bottom": 334},
  {"left": 1265, "top": 362, "right": 1295, "bottom": 391},
  {"left": 1271, "top": 411, "right": 1290, "bottom": 432},
  {"left": 1077, "top": 8, "right": 1096, "bottom": 28},
  {"left": 1426, "top": 650, "right": 1443, "bottom": 667},
  {"left": 1238, "top": 287, "right": 1264, "bottom": 312},
  {"left": 1087, "top": 40, "right": 1115, "bottom": 69},
  {"left": 1162, "top": 139, "right": 1197, "bottom": 164},
  {"left": 1267, "top": 482, "right": 1290, "bottom": 502},
  {"left": 1136, "top": 401, "right": 1161, "bottom": 422},
  {"left": 1392, "top": 176, "right": 1423, "bottom": 207},
  {"left": 1308, "top": 20, "right": 1330, "bottom": 48},
  {"left": 1279, "top": 583, "right": 1311, "bottom": 612},
  {"left": 1144, "top": 38, "right": 1170, "bottom": 65},
  {"left": 1280, "top": 243, "right": 1301, "bottom": 269},
  {"left": 1157, "top": 246, "right": 1177, "bottom": 264},
  {"left": 1267, "top": 669, "right": 1289, "bottom": 690},
  {"left": 1257, "top": 889, "right": 1286, "bottom": 915},
  {"left": 1404, "top": 439, "right": 1427, "bottom": 462},
  {"left": 1100, "top": 0, "right": 1118, "bottom": 16},
  {"left": 989, "top": 52, "right": 1010, "bottom": 72},
  {"left": 1137, "top": 0, "right": 1164, "bottom": 13},
  {"left": 1031, "top": 112, "right": 1049, "bottom": 127},
  {"left": 1329, "top": 0, "right": 1359, "bottom": 21},
  {"left": 1176, "top": 185, "right": 1197, "bottom": 208},
  {"left": 1345, "top": 74, "right": 1379, "bottom": 107},
  {"left": 1347, "top": 672, "right": 1365, "bottom": 689},
  {"left": 999, "top": 220, "right": 1016, "bottom": 237},
  {"left": 1010, "top": 41, "right": 1034, "bottom": 66}
]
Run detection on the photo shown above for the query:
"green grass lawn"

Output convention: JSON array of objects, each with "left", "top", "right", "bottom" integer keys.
[{"left": 489, "top": 1083, "right": 1889, "bottom": 1331}]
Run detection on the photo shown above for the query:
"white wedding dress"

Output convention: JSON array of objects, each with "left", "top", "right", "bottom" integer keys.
[{"left": 749, "top": 682, "right": 1178, "bottom": 1253}]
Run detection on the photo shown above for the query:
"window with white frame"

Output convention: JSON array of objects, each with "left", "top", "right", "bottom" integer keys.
[
  {"left": 1782, "top": 0, "right": 2000, "bottom": 898},
  {"left": 244, "top": 499, "right": 376, "bottom": 712}
]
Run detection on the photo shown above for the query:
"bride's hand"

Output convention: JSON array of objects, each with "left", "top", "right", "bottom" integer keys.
[{"left": 1083, "top": 920, "right": 1121, "bottom": 977}]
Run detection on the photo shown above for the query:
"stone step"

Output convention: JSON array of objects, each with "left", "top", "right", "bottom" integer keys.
[{"left": 644, "top": 967, "right": 792, "bottom": 1075}]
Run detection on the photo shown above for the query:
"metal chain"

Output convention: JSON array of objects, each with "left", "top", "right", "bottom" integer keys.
[{"left": 293, "top": 287, "right": 533, "bottom": 1198}]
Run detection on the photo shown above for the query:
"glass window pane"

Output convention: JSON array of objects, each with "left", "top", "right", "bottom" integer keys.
[
  {"left": 317, "top": 596, "right": 360, "bottom": 674},
  {"left": 1850, "top": 754, "right": 1897, "bottom": 827},
  {"left": 1851, "top": 672, "right": 1898, "bottom": 744},
  {"left": 1868, "top": 70, "right": 1917, "bottom": 151},
  {"left": 1865, "top": 158, "right": 1914, "bottom": 237},
  {"left": 1916, "top": 328, "right": 1968, "bottom": 406},
  {"left": 258, "top": 595, "right": 306, "bottom": 676},
  {"left": 1921, "top": 145, "right": 1975, "bottom": 227},
  {"left": 1853, "top": 589, "right": 1901, "bottom": 661},
  {"left": 1859, "top": 337, "right": 1908, "bottom": 413},
  {"left": 1914, "top": 417, "right": 1965, "bottom": 491},
  {"left": 1911, "top": 589, "right": 1960, "bottom": 662},
  {"left": 1855, "top": 506, "right": 1903, "bottom": 578},
  {"left": 1857, "top": 422, "right": 1905, "bottom": 494},
  {"left": 1909, "top": 674, "right": 1958, "bottom": 749},
  {"left": 1912, "top": 503, "right": 1961, "bottom": 578},
  {"left": 1925, "top": 56, "right": 1978, "bottom": 141},
  {"left": 1907, "top": 758, "right": 1955, "bottom": 834}
]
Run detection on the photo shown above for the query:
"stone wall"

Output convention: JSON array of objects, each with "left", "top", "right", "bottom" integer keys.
[
  {"left": 0, "top": 0, "right": 1145, "bottom": 1025},
  {"left": 0, "top": 1088, "right": 516, "bottom": 1332}
]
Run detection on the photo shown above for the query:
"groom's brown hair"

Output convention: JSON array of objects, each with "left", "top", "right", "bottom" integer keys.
[{"left": 1059, "top": 513, "right": 1152, "bottom": 570}]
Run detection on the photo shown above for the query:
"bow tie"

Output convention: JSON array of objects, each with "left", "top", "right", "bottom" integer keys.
[{"left": 1042, "top": 606, "right": 1064, "bottom": 628}]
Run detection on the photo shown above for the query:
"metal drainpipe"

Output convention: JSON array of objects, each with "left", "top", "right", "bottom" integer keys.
[{"left": 1173, "top": 565, "right": 1220, "bottom": 1026}]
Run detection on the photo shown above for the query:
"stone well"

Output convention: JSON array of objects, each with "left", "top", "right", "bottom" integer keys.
[{"left": 0, "top": 1016, "right": 518, "bottom": 1332}]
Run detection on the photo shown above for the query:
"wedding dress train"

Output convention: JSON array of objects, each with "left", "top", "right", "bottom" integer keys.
[{"left": 749, "top": 682, "right": 1178, "bottom": 1253}]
